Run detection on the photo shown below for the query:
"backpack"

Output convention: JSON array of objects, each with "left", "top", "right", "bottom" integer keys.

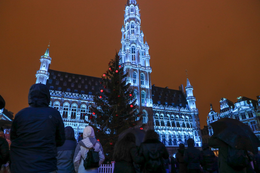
[
  {"left": 83, "top": 144, "right": 99, "bottom": 169},
  {"left": 145, "top": 151, "right": 163, "bottom": 172},
  {"left": 227, "top": 146, "right": 249, "bottom": 170}
]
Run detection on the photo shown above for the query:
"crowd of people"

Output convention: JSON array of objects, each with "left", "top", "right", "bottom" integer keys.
[{"left": 0, "top": 83, "right": 260, "bottom": 173}]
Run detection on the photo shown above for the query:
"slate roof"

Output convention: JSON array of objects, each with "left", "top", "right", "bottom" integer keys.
[
  {"left": 152, "top": 85, "right": 188, "bottom": 108},
  {"left": 47, "top": 69, "right": 188, "bottom": 107},
  {"left": 46, "top": 69, "right": 103, "bottom": 95}
]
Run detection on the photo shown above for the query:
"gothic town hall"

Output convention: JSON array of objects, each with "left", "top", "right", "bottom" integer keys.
[{"left": 34, "top": 0, "right": 202, "bottom": 153}]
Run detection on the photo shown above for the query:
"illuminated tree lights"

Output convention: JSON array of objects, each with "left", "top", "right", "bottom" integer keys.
[{"left": 90, "top": 53, "right": 139, "bottom": 161}]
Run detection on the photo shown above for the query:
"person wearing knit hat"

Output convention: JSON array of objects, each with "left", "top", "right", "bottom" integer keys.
[{"left": 73, "top": 126, "right": 105, "bottom": 173}]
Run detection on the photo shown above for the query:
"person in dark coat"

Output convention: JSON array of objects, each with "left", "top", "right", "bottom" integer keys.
[
  {"left": 57, "top": 126, "right": 77, "bottom": 173},
  {"left": 139, "top": 130, "right": 169, "bottom": 173},
  {"left": 253, "top": 152, "right": 260, "bottom": 173},
  {"left": 184, "top": 138, "right": 202, "bottom": 173},
  {"left": 113, "top": 132, "right": 144, "bottom": 173},
  {"left": 176, "top": 143, "right": 187, "bottom": 173},
  {"left": 170, "top": 156, "right": 177, "bottom": 173},
  {"left": 208, "top": 135, "right": 246, "bottom": 173},
  {"left": 10, "top": 83, "right": 65, "bottom": 173},
  {"left": 200, "top": 143, "right": 218, "bottom": 173},
  {"left": 0, "top": 131, "right": 9, "bottom": 169}
]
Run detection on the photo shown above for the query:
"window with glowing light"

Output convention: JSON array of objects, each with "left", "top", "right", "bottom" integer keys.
[
  {"left": 53, "top": 101, "right": 60, "bottom": 110},
  {"left": 80, "top": 105, "right": 87, "bottom": 120},
  {"left": 131, "top": 46, "right": 135, "bottom": 61},
  {"left": 141, "top": 91, "right": 146, "bottom": 104},
  {"left": 131, "top": 23, "right": 135, "bottom": 34},
  {"left": 142, "top": 110, "right": 148, "bottom": 124},
  {"left": 140, "top": 73, "right": 145, "bottom": 85},
  {"left": 62, "top": 104, "right": 69, "bottom": 119},
  {"left": 71, "top": 105, "right": 77, "bottom": 119},
  {"left": 133, "top": 71, "right": 137, "bottom": 84}
]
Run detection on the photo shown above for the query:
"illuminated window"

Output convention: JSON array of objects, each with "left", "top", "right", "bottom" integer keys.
[
  {"left": 71, "top": 105, "right": 77, "bottom": 119},
  {"left": 62, "top": 104, "right": 69, "bottom": 119},
  {"left": 133, "top": 71, "right": 137, "bottom": 84},
  {"left": 134, "top": 90, "right": 138, "bottom": 99},
  {"left": 131, "top": 46, "right": 135, "bottom": 61},
  {"left": 53, "top": 102, "right": 60, "bottom": 110},
  {"left": 131, "top": 23, "right": 135, "bottom": 34},
  {"left": 140, "top": 73, "right": 144, "bottom": 85},
  {"left": 80, "top": 105, "right": 86, "bottom": 120},
  {"left": 141, "top": 91, "right": 146, "bottom": 104},
  {"left": 142, "top": 110, "right": 148, "bottom": 124}
]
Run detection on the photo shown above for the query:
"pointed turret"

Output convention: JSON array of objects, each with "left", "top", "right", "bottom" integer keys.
[
  {"left": 127, "top": 0, "right": 137, "bottom": 5},
  {"left": 186, "top": 78, "right": 191, "bottom": 87},
  {"left": 185, "top": 78, "right": 197, "bottom": 110},
  {"left": 35, "top": 47, "right": 52, "bottom": 84},
  {"left": 44, "top": 48, "right": 49, "bottom": 56}
]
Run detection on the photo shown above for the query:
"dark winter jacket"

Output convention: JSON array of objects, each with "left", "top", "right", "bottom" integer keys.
[
  {"left": 183, "top": 143, "right": 202, "bottom": 170},
  {"left": 208, "top": 136, "right": 246, "bottom": 173},
  {"left": 254, "top": 153, "right": 260, "bottom": 173},
  {"left": 57, "top": 126, "right": 77, "bottom": 173},
  {"left": 139, "top": 139, "right": 169, "bottom": 173},
  {"left": 114, "top": 142, "right": 144, "bottom": 173},
  {"left": 200, "top": 143, "right": 218, "bottom": 172},
  {"left": 0, "top": 137, "right": 9, "bottom": 167},
  {"left": 176, "top": 149, "right": 187, "bottom": 173},
  {"left": 10, "top": 83, "right": 65, "bottom": 173}
]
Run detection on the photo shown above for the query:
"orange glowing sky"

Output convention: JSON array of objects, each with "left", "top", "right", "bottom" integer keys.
[{"left": 1, "top": 0, "right": 260, "bottom": 128}]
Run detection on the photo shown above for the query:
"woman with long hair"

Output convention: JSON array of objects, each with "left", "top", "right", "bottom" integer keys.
[
  {"left": 113, "top": 132, "right": 144, "bottom": 173},
  {"left": 139, "top": 130, "right": 169, "bottom": 173}
]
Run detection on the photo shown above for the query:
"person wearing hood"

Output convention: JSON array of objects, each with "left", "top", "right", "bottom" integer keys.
[
  {"left": 200, "top": 143, "right": 218, "bottom": 173},
  {"left": 57, "top": 126, "right": 77, "bottom": 173},
  {"left": 113, "top": 132, "right": 144, "bottom": 173},
  {"left": 10, "top": 83, "right": 65, "bottom": 173},
  {"left": 73, "top": 126, "right": 105, "bottom": 173},
  {"left": 183, "top": 138, "right": 202, "bottom": 173},
  {"left": 176, "top": 143, "right": 187, "bottom": 173}
]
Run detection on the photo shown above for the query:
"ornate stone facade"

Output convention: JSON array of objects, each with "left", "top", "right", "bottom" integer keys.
[{"left": 35, "top": 0, "right": 202, "bottom": 154}]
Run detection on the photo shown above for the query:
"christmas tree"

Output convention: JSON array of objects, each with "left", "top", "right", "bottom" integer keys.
[{"left": 90, "top": 53, "right": 139, "bottom": 161}]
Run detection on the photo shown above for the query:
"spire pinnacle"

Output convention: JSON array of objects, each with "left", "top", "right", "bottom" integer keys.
[
  {"left": 186, "top": 78, "right": 191, "bottom": 87},
  {"left": 44, "top": 43, "right": 50, "bottom": 56},
  {"left": 127, "top": 0, "right": 137, "bottom": 5}
]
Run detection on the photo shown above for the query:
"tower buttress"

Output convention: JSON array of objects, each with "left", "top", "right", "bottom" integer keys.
[
  {"left": 35, "top": 47, "right": 52, "bottom": 84},
  {"left": 119, "top": 0, "right": 153, "bottom": 129}
]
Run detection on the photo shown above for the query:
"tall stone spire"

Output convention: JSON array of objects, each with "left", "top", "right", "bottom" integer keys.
[
  {"left": 119, "top": 0, "right": 153, "bottom": 129},
  {"left": 35, "top": 46, "right": 52, "bottom": 84},
  {"left": 185, "top": 78, "right": 197, "bottom": 110}
]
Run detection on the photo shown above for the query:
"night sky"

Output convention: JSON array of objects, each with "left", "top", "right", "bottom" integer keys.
[{"left": 1, "top": 0, "right": 260, "bottom": 128}]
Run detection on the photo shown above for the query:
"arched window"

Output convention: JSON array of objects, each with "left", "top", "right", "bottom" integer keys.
[
  {"left": 140, "top": 73, "right": 145, "bottom": 85},
  {"left": 182, "top": 122, "right": 185, "bottom": 128},
  {"left": 131, "top": 46, "right": 135, "bottom": 61},
  {"left": 133, "top": 71, "right": 137, "bottom": 84},
  {"left": 177, "top": 122, "right": 180, "bottom": 127},
  {"left": 80, "top": 104, "right": 87, "bottom": 120},
  {"left": 53, "top": 101, "right": 60, "bottom": 110},
  {"left": 172, "top": 122, "right": 176, "bottom": 127},
  {"left": 141, "top": 91, "right": 146, "bottom": 104},
  {"left": 62, "top": 103, "right": 69, "bottom": 119},
  {"left": 168, "top": 137, "right": 172, "bottom": 146},
  {"left": 155, "top": 120, "right": 160, "bottom": 126},
  {"left": 167, "top": 121, "right": 171, "bottom": 127},
  {"left": 134, "top": 89, "right": 138, "bottom": 99},
  {"left": 71, "top": 105, "right": 77, "bottom": 119},
  {"left": 142, "top": 110, "right": 148, "bottom": 124},
  {"left": 162, "top": 134, "right": 166, "bottom": 145},
  {"left": 186, "top": 123, "right": 190, "bottom": 128},
  {"left": 161, "top": 121, "right": 165, "bottom": 126},
  {"left": 131, "top": 23, "right": 135, "bottom": 34}
]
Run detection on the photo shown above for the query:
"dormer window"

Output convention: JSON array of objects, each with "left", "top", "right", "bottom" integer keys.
[
  {"left": 131, "top": 46, "right": 135, "bottom": 61},
  {"left": 130, "top": 8, "right": 134, "bottom": 13},
  {"left": 131, "top": 23, "right": 135, "bottom": 34}
]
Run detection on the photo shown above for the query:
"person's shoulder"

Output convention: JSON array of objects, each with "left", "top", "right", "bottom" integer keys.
[
  {"left": 14, "top": 107, "right": 31, "bottom": 118},
  {"left": 46, "top": 107, "right": 61, "bottom": 116}
]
